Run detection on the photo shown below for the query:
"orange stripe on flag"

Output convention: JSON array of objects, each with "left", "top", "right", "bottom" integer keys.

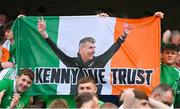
[{"left": 111, "top": 16, "right": 161, "bottom": 95}]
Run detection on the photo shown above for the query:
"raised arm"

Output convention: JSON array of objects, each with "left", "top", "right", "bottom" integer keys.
[
  {"left": 37, "top": 17, "right": 74, "bottom": 67},
  {"left": 120, "top": 23, "right": 133, "bottom": 41},
  {"left": 96, "top": 23, "right": 133, "bottom": 67}
]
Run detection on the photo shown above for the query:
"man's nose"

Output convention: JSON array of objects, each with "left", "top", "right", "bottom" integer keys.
[
  {"left": 168, "top": 53, "right": 173, "bottom": 56},
  {"left": 23, "top": 81, "right": 28, "bottom": 87},
  {"left": 92, "top": 48, "right": 95, "bottom": 53}
]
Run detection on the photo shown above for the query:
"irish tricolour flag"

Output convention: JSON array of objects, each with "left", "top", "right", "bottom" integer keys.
[{"left": 13, "top": 16, "right": 160, "bottom": 95}]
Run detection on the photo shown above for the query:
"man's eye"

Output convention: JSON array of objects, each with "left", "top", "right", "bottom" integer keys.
[
  {"left": 86, "top": 87, "right": 91, "bottom": 90},
  {"left": 22, "top": 79, "right": 26, "bottom": 81},
  {"left": 80, "top": 87, "right": 84, "bottom": 90}
]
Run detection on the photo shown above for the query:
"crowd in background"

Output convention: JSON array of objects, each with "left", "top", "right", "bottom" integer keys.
[{"left": 0, "top": 8, "right": 180, "bottom": 108}]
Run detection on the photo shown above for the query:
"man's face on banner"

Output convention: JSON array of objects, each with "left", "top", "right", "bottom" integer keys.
[
  {"left": 80, "top": 42, "right": 95, "bottom": 62},
  {"left": 78, "top": 82, "right": 97, "bottom": 94}
]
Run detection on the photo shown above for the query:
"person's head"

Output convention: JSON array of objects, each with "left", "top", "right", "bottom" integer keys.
[
  {"left": 150, "top": 84, "right": 174, "bottom": 106},
  {"left": 100, "top": 102, "right": 118, "bottom": 109},
  {"left": 131, "top": 90, "right": 150, "bottom": 108},
  {"left": 77, "top": 76, "right": 97, "bottom": 94},
  {"left": 0, "top": 12, "right": 9, "bottom": 26},
  {"left": 170, "top": 30, "right": 180, "bottom": 45},
  {"left": 15, "top": 68, "right": 34, "bottom": 93},
  {"left": 48, "top": 99, "right": 68, "bottom": 108},
  {"left": 161, "top": 43, "right": 179, "bottom": 66},
  {"left": 3, "top": 21, "right": 14, "bottom": 40},
  {"left": 33, "top": 96, "right": 46, "bottom": 108},
  {"left": 75, "top": 92, "right": 99, "bottom": 108},
  {"left": 79, "top": 37, "right": 96, "bottom": 63},
  {"left": 120, "top": 89, "right": 150, "bottom": 108}
]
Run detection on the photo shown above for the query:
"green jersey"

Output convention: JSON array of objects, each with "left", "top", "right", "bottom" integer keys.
[
  {"left": 161, "top": 64, "right": 180, "bottom": 107},
  {"left": 161, "top": 64, "right": 180, "bottom": 86},
  {"left": 0, "top": 79, "right": 30, "bottom": 108}
]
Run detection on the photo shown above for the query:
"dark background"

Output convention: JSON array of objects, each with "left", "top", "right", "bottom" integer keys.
[{"left": 1, "top": 0, "right": 180, "bottom": 33}]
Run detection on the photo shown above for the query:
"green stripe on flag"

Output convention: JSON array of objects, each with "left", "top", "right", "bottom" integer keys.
[{"left": 13, "top": 16, "right": 60, "bottom": 95}]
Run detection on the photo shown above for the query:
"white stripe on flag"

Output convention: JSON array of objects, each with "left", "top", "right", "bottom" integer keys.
[{"left": 56, "top": 16, "right": 116, "bottom": 94}]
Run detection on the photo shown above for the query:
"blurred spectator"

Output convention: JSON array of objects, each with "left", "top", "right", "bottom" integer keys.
[
  {"left": 149, "top": 84, "right": 173, "bottom": 108},
  {"left": 48, "top": 99, "right": 68, "bottom": 108},
  {"left": 162, "top": 30, "right": 180, "bottom": 46},
  {"left": 2, "top": 21, "right": 16, "bottom": 63},
  {"left": 170, "top": 30, "right": 180, "bottom": 45},
  {"left": 75, "top": 92, "right": 99, "bottom": 108},
  {"left": 100, "top": 102, "right": 118, "bottom": 109},
  {"left": 119, "top": 88, "right": 150, "bottom": 109},
  {"left": 0, "top": 26, "right": 10, "bottom": 63},
  {"left": 27, "top": 96, "right": 46, "bottom": 108},
  {"left": 0, "top": 12, "right": 9, "bottom": 27},
  {"left": 0, "top": 24, "right": 14, "bottom": 70}
]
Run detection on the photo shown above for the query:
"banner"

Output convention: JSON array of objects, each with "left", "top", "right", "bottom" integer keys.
[{"left": 13, "top": 16, "right": 160, "bottom": 95}]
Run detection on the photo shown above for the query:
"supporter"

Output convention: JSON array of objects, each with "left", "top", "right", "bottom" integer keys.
[
  {"left": 119, "top": 88, "right": 150, "bottom": 109},
  {"left": 75, "top": 92, "right": 99, "bottom": 108},
  {"left": 27, "top": 96, "right": 46, "bottom": 108},
  {"left": 77, "top": 76, "right": 97, "bottom": 94},
  {"left": 162, "top": 30, "right": 180, "bottom": 46},
  {"left": 0, "top": 24, "right": 14, "bottom": 70},
  {"left": 3, "top": 21, "right": 16, "bottom": 63},
  {"left": 0, "top": 26, "right": 10, "bottom": 63},
  {"left": 0, "top": 12, "right": 9, "bottom": 27},
  {"left": 0, "top": 69, "right": 34, "bottom": 108},
  {"left": 149, "top": 83, "right": 173, "bottom": 108},
  {"left": 43, "top": 95, "right": 76, "bottom": 108},
  {"left": 100, "top": 102, "right": 118, "bottom": 109},
  {"left": 161, "top": 43, "right": 180, "bottom": 107},
  {"left": 48, "top": 99, "right": 68, "bottom": 108}
]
